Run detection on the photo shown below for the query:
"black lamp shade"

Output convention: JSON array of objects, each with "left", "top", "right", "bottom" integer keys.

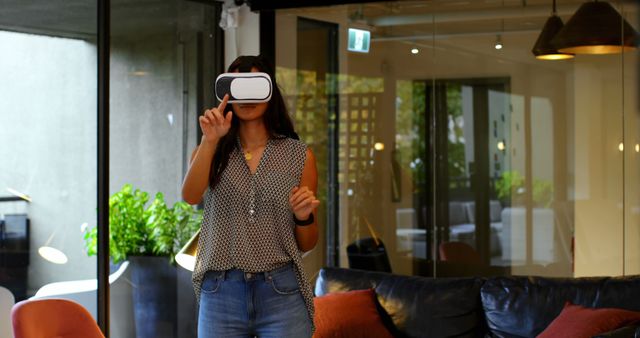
[
  {"left": 551, "top": 1, "right": 639, "bottom": 54},
  {"left": 532, "top": 15, "right": 575, "bottom": 60}
]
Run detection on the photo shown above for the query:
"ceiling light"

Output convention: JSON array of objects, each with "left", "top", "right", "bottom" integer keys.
[
  {"left": 532, "top": 0, "right": 574, "bottom": 60},
  {"left": 411, "top": 47, "right": 419, "bottom": 54},
  {"left": 495, "top": 35, "right": 503, "bottom": 50},
  {"left": 551, "top": 1, "right": 639, "bottom": 54}
]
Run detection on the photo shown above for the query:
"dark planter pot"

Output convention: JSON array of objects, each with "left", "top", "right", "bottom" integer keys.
[{"left": 130, "top": 256, "right": 177, "bottom": 338}]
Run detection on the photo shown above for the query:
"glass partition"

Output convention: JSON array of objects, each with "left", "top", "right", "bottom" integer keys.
[
  {"left": 108, "top": 1, "right": 220, "bottom": 337},
  {"left": 623, "top": 4, "right": 640, "bottom": 275},
  {"left": 0, "top": 0, "right": 98, "bottom": 326},
  {"left": 275, "top": 0, "right": 639, "bottom": 279}
]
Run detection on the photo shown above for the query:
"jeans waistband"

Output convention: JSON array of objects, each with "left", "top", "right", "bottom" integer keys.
[{"left": 218, "top": 262, "right": 294, "bottom": 282}]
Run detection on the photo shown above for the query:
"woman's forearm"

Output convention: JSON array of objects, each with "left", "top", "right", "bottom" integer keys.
[{"left": 181, "top": 136, "right": 219, "bottom": 204}]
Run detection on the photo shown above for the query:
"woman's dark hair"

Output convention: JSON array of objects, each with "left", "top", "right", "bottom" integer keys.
[{"left": 209, "top": 55, "right": 298, "bottom": 188}]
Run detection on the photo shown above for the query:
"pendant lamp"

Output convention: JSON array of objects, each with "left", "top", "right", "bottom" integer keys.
[
  {"left": 532, "top": 0, "right": 574, "bottom": 60},
  {"left": 551, "top": 0, "right": 639, "bottom": 54}
]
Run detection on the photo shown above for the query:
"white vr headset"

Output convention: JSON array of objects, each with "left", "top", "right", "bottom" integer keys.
[{"left": 215, "top": 72, "right": 272, "bottom": 103}]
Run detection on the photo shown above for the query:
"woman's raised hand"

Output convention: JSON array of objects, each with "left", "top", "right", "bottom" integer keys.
[{"left": 199, "top": 94, "right": 231, "bottom": 143}]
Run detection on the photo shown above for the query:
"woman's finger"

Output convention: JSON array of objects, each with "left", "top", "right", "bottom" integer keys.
[
  {"left": 205, "top": 110, "right": 216, "bottom": 123},
  {"left": 211, "top": 108, "right": 224, "bottom": 125},
  {"left": 289, "top": 187, "right": 302, "bottom": 203},
  {"left": 297, "top": 199, "right": 320, "bottom": 212},
  {"left": 217, "top": 94, "right": 229, "bottom": 112},
  {"left": 199, "top": 116, "right": 208, "bottom": 125},
  {"left": 224, "top": 110, "right": 233, "bottom": 125},
  {"left": 293, "top": 196, "right": 315, "bottom": 210},
  {"left": 291, "top": 190, "right": 312, "bottom": 206}
]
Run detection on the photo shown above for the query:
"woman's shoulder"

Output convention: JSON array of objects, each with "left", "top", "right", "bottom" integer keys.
[{"left": 273, "top": 136, "right": 307, "bottom": 149}]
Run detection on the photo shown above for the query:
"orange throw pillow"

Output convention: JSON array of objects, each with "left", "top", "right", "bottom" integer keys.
[
  {"left": 313, "top": 289, "right": 394, "bottom": 338},
  {"left": 537, "top": 302, "right": 640, "bottom": 338}
]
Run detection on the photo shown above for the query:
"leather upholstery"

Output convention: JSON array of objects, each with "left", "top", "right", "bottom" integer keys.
[
  {"left": 315, "top": 267, "right": 485, "bottom": 338},
  {"left": 481, "top": 275, "right": 640, "bottom": 338},
  {"left": 315, "top": 268, "right": 640, "bottom": 338},
  {"left": 593, "top": 325, "right": 640, "bottom": 338}
]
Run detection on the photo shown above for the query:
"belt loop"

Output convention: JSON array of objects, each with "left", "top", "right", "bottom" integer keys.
[{"left": 220, "top": 270, "right": 226, "bottom": 281}]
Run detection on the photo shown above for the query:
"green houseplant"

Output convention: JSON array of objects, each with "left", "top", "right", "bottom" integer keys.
[
  {"left": 83, "top": 183, "right": 202, "bottom": 264},
  {"left": 82, "top": 184, "right": 202, "bottom": 338}
]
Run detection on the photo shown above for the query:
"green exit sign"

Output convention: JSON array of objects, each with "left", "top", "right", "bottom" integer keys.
[{"left": 348, "top": 28, "right": 370, "bottom": 53}]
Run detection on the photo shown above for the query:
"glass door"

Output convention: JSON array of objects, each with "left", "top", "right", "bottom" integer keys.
[{"left": 425, "top": 78, "right": 515, "bottom": 277}]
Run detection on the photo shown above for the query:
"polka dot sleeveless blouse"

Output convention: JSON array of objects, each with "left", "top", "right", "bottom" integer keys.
[{"left": 192, "top": 136, "right": 315, "bottom": 323}]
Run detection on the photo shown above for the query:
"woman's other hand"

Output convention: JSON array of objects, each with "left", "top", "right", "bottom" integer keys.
[
  {"left": 199, "top": 94, "right": 232, "bottom": 143},
  {"left": 289, "top": 186, "right": 320, "bottom": 221}
]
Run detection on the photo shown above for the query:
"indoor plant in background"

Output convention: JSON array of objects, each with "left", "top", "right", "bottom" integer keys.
[{"left": 83, "top": 184, "right": 202, "bottom": 338}]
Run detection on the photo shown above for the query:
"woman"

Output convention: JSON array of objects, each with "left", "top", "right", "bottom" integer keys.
[{"left": 181, "top": 55, "right": 319, "bottom": 338}]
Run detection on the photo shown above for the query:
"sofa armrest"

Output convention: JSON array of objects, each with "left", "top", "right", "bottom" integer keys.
[{"left": 592, "top": 325, "right": 640, "bottom": 338}]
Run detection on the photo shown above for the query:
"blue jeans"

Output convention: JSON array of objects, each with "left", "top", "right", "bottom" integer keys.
[{"left": 197, "top": 263, "right": 312, "bottom": 338}]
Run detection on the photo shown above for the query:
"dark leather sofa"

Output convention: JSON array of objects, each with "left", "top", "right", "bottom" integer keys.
[{"left": 314, "top": 267, "right": 640, "bottom": 338}]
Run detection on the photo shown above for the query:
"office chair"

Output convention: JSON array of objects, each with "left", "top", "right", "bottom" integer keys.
[
  {"left": 11, "top": 298, "right": 104, "bottom": 338},
  {"left": 347, "top": 237, "right": 392, "bottom": 273}
]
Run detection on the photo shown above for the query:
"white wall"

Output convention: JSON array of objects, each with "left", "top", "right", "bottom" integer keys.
[
  {"left": 110, "top": 34, "right": 185, "bottom": 206},
  {"left": 573, "top": 55, "right": 625, "bottom": 277},
  {"left": 0, "top": 31, "right": 97, "bottom": 294}
]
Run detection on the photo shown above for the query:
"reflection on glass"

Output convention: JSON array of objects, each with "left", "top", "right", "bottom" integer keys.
[{"left": 276, "top": 0, "right": 639, "bottom": 282}]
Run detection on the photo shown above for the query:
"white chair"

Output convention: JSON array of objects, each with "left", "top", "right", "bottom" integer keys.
[
  {"left": 31, "top": 261, "right": 135, "bottom": 338},
  {"left": 0, "top": 286, "right": 15, "bottom": 338}
]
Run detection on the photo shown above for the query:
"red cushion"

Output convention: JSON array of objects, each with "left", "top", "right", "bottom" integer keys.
[
  {"left": 537, "top": 302, "right": 640, "bottom": 338},
  {"left": 313, "top": 289, "right": 394, "bottom": 338}
]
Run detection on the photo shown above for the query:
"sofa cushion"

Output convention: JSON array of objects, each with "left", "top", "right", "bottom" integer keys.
[
  {"left": 481, "top": 275, "right": 640, "bottom": 338},
  {"left": 313, "top": 288, "right": 394, "bottom": 338},
  {"left": 537, "top": 302, "right": 640, "bottom": 338},
  {"left": 315, "top": 267, "right": 484, "bottom": 338}
]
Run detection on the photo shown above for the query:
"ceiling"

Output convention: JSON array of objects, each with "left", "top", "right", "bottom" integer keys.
[
  {"left": 0, "top": 0, "right": 637, "bottom": 42},
  {"left": 288, "top": 0, "right": 638, "bottom": 40},
  {"left": 0, "top": 0, "right": 216, "bottom": 40}
]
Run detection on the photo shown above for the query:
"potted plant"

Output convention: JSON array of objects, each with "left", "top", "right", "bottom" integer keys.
[
  {"left": 83, "top": 184, "right": 202, "bottom": 264},
  {"left": 83, "top": 184, "right": 202, "bottom": 338}
]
